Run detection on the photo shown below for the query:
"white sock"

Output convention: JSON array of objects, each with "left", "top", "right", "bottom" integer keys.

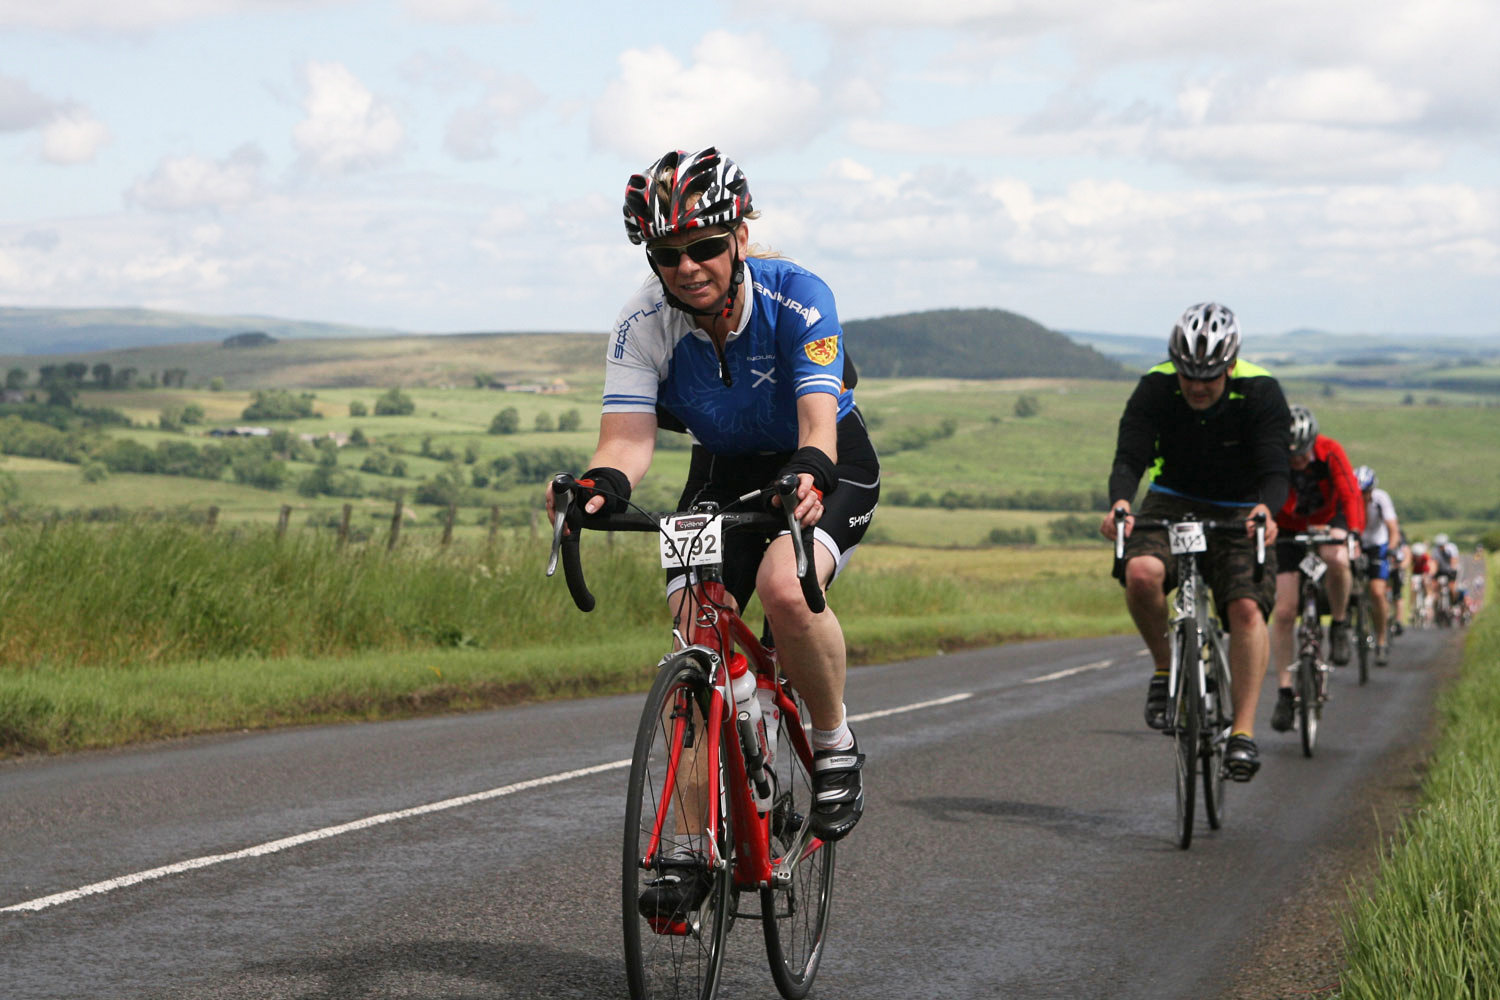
[{"left": 812, "top": 705, "right": 854, "bottom": 751}]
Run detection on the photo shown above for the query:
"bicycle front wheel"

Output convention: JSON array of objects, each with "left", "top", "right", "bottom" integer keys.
[
  {"left": 623, "top": 652, "right": 734, "bottom": 1000},
  {"left": 1296, "top": 650, "right": 1319, "bottom": 758},
  {"left": 1201, "top": 625, "right": 1232, "bottom": 830},
  {"left": 762, "top": 685, "right": 835, "bottom": 1000},
  {"left": 1173, "top": 624, "right": 1199, "bottom": 850}
]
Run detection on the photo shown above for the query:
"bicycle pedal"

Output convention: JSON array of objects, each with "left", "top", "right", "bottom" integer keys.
[{"left": 648, "top": 916, "right": 692, "bottom": 937}]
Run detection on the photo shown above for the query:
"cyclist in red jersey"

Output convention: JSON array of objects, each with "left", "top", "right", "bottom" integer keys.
[{"left": 1268, "top": 405, "right": 1366, "bottom": 732}]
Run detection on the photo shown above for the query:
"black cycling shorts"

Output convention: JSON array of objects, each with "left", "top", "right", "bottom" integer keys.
[{"left": 666, "top": 407, "right": 880, "bottom": 611}]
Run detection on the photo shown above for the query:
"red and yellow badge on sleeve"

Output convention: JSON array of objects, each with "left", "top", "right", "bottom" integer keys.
[{"left": 803, "top": 335, "right": 839, "bottom": 366}]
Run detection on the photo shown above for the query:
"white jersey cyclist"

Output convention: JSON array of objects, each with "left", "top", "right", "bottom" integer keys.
[
  {"left": 1360, "top": 487, "right": 1398, "bottom": 548},
  {"left": 603, "top": 256, "right": 855, "bottom": 454}
]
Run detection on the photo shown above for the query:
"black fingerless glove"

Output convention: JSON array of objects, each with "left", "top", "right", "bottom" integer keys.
[
  {"left": 578, "top": 466, "right": 632, "bottom": 514},
  {"left": 776, "top": 446, "right": 838, "bottom": 496}
]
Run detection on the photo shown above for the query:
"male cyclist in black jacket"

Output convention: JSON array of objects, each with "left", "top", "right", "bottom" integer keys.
[{"left": 1099, "top": 303, "right": 1291, "bottom": 780}]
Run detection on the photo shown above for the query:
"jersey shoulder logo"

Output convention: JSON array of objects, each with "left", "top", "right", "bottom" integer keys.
[{"left": 804, "top": 335, "right": 839, "bottom": 366}]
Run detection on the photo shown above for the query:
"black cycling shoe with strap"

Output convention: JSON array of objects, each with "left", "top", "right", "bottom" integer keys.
[
  {"left": 638, "top": 858, "right": 712, "bottom": 934},
  {"left": 1270, "top": 688, "right": 1296, "bottom": 732},
  {"left": 1224, "top": 734, "right": 1261, "bottom": 782},
  {"left": 1144, "top": 672, "right": 1170, "bottom": 731},
  {"left": 809, "top": 734, "right": 865, "bottom": 842}
]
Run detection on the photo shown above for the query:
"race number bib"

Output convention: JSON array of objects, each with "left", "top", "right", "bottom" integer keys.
[
  {"left": 1168, "top": 521, "right": 1208, "bottom": 555},
  {"left": 659, "top": 514, "right": 724, "bottom": 568},
  {"left": 1299, "top": 553, "right": 1327, "bottom": 581}
]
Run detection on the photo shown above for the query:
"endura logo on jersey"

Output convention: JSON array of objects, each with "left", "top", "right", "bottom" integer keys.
[
  {"left": 755, "top": 282, "right": 822, "bottom": 328},
  {"left": 804, "top": 335, "right": 839, "bottom": 366}
]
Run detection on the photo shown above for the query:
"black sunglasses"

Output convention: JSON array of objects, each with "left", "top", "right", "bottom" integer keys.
[{"left": 646, "top": 231, "right": 733, "bottom": 268}]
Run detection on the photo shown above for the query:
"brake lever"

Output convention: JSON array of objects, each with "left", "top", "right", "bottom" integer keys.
[{"left": 545, "top": 473, "right": 575, "bottom": 577}]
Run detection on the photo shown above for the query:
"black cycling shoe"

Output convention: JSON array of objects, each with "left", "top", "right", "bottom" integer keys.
[
  {"left": 638, "top": 863, "right": 712, "bottom": 931},
  {"left": 809, "top": 735, "right": 865, "bottom": 842},
  {"left": 1270, "top": 687, "right": 1296, "bottom": 733},
  {"left": 1329, "top": 622, "right": 1352, "bottom": 665},
  {"left": 1144, "top": 673, "right": 1170, "bottom": 731},
  {"left": 1224, "top": 734, "right": 1261, "bottom": 782}
]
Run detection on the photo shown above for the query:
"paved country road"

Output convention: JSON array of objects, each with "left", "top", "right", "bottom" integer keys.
[{"left": 0, "top": 627, "right": 1459, "bottom": 999}]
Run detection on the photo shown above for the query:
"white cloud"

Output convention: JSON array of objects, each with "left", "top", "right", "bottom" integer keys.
[
  {"left": 128, "top": 144, "right": 268, "bottom": 212},
  {"left": 399, "top": 0, "right": 521, "bottom": 23},
  {"left": 0, "top": 0, "right": 350, "bottom": 32},
  {"left": 0, "top": 73, "right": 57, "bottom": 130},
  {"left": 41, "top": 107, "right": 109, "bottom": 163},
  {"left": 293, "top": 61, "right": 404, "bottom": 174},
  {"left": 443, "top": 74, "right": 544, "bottom": 161},
  {"left": 591, "top": 30, "right": 825, "bottom": 162},
  {"left": 1243, "top": 68, "right": 1429, "bottom": 126}
]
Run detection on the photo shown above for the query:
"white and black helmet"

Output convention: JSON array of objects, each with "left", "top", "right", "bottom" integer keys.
[
  {"left": 622, "top": 147, "right": 752, "bottom": 245},
  {"left": 1169, "top": 302, "right": 1241, "bottom": 380},
  {"left": 1289, "top": 404, "right": 1319, "bottom": 454}
]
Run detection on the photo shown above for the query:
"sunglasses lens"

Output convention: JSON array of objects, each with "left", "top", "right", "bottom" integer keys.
[{"left": 648, "top": 233, "right": 730, "bottom": 267}]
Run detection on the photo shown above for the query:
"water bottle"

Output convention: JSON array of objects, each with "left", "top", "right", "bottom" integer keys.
[
  {"left": 756, "top": 676, "right": 780, "bottom": 774},
  {"left": 726, "top": 653, "right": 773, "bottom": 810}
]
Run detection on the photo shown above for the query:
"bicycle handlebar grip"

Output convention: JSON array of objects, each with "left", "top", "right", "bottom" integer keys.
[
  {"left": 1113, "top": 507, "right": 1127, "bottom": 561},
  {"left": 559, "top": 512, "right": 596, "bottom": 612},
  {"left": 799, "top": 525, "right": 827, "bottom": 614},
  {"left": 774, "top": 474, "right": 826, "bottom": 614},
  {"left": 1252, "top": 512, "right": 1267, "bottom": 583}
]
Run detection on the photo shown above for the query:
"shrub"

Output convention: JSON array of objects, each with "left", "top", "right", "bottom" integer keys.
[
  {"left": 489, "top": 407, "right": 520, "bottom": 434},
  {"left": 373, "top": 387, "right": 414, "bottom": 416},
  {"left": 349, "top": 400, "right": 368, "bottom": 417},
  {"left": 243, "top": 390, "right": 316, "bottom": 421}
]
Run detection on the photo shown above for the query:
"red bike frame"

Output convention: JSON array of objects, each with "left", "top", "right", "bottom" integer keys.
[{"left": 643, "top": 578, "right": 820, "bottom": 893}]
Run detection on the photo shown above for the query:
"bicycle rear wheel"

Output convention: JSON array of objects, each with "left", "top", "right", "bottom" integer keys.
[
  {"left": 762, "top": 684, "right": 835, "bottom": 1000},
  {"left": 1200, "top": 625, "right": 1232, "bottom": 830},
  {"left": 623, "top": 652, "right": 734, "bottom": 1000},
  {"left": 1173, "top": 624, "right": 1199, "bottom": 849}
]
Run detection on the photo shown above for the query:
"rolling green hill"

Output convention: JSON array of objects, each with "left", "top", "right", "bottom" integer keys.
[{"left": 846, "top": 308, "right": 1127, "bottom": 379}]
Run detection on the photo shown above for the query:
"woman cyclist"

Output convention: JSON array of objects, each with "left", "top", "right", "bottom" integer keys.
[{"left": 546, "top": 148, "right": 880, "bottom": 914}]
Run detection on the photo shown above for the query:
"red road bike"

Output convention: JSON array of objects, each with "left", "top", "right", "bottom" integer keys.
[{"left": 549, "top": 473, "right": 834, "bottom": 1000}]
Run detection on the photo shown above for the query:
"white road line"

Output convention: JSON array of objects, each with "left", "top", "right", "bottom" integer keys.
[
  {"left": 1, "top": 759, "right": 631, "bottom": 915},
  {"left": 2, "top": 692, "right": 971, "bottom": 915},
  {"left": 849, "top": 692, "right": 972, "bottom": 722},
  {"left": 1025, "top": 659, "right": 1116, "bottom": 685}
]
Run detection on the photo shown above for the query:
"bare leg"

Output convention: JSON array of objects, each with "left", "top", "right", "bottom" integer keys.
[
  {"left": 1123, "top": 556, "right": 1171, "bottom": 670},
  {"left": 1226, "top": 598, "right": 1268, "bottom": 737},
  {"left": 1271, "top": 571, "right": 1301, "bottom": 688},
  {"left": 756, "top": 536, "right": 845, "bottom": 731}
]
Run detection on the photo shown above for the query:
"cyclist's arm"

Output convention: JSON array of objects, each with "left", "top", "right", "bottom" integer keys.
[
  {"left": 783, "top": 392, "right": 838, "bottom": 526},
  {"left": 547, "top": 412, "right": 657, "bottom": 519}
]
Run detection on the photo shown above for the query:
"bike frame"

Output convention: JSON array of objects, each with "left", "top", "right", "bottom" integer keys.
[{"left": 664, "top": 580, "right": 821, "bottom": 894}]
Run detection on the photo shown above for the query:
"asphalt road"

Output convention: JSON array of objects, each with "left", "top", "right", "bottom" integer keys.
[{"left": 1, "top": 626, "right": 1461, "bottom": 999}]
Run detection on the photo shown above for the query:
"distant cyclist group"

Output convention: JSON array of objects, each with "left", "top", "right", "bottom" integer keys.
[
  {"left": 1102, "top": 305, "right": 1481, "bottom": 778},
  {"left": 544, "top": 146, "right": 1485, "bottom": 997}
]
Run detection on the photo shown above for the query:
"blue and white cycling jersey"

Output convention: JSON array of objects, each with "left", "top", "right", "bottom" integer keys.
[{"left": 603, "top": 256, "right": 856, "bottom": 456}]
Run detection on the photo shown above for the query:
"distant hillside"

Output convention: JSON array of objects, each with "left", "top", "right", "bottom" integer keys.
[
  {"left": 1070, "top": 326, "right": 1500, "bottom": 367},
  {"left": 846, "top": 308, "right": 1127, "bottom": 379},
  {"left": 0, "top": 306, "right": 408, "bottom": 355}
]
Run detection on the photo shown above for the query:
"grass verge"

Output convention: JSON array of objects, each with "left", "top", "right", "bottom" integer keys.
[
  {"left": 0, "top": 520, "right": 1130, "bottom": 755},
  {"left": 1335, "top": 606, "right": 1500, "bottom": 998}
]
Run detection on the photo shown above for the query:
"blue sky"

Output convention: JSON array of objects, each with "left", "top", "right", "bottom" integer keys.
[{"left": 1, "top": 0, "right": 1497, "bottom": 340}]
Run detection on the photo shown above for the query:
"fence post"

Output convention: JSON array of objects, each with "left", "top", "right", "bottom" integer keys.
[
  {"left": 442, "top": 504, "right": 455, "bottom": 546},
  {"left": 489, "top": 504, "right": 500, "bottom": 544},
  {"left": 206, "top": 505, "right": 219, "bottom": 531},
  {"left": 388, "top": 492, "right": 404, "bottom": 551},
  {"left": 276, "top": 504, "right": 291, "bottom": 538},
  {"left": 338, "top": 503, "right": 352, "bottom": 546}
]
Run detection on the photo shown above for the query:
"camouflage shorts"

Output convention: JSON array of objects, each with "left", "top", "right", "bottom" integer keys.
[{"left": 1112, "top": 492, "right": 1278, "bottom": 623}]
